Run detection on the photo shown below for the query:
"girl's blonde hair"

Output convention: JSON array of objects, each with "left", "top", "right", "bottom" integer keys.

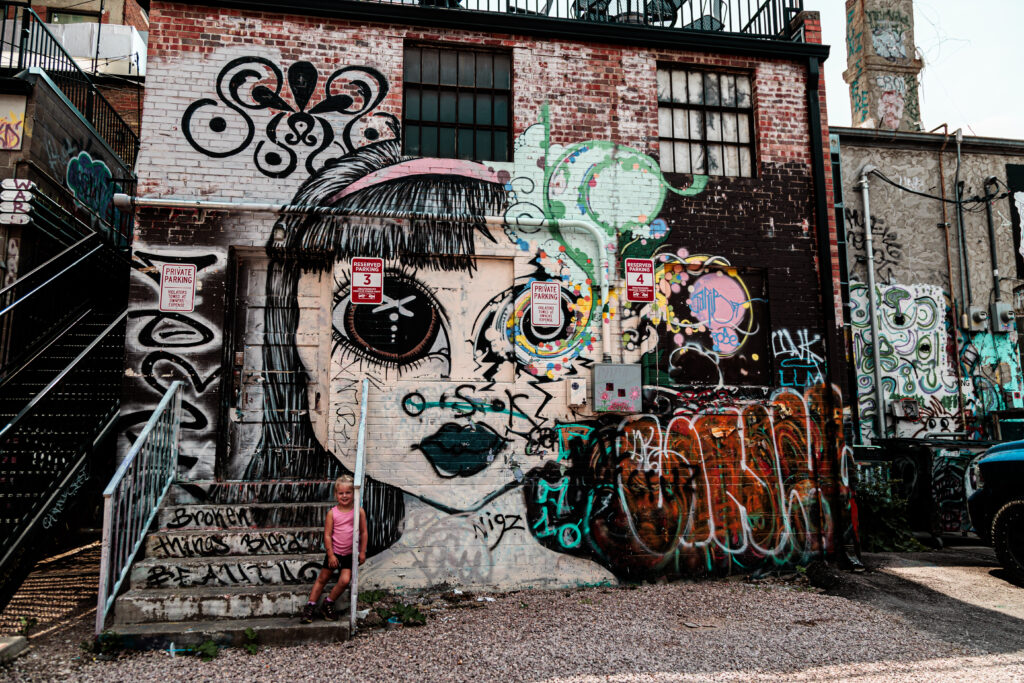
[{"left": 335, "top": 475, "right": 354, "bottom": 491}]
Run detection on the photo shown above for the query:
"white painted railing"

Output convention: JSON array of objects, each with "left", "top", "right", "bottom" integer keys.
[
  {"left": 350, "top": 378, "right": 369, "bottom": 634},
  {"left": 95, "top": 381, "right": 183, "bottom": 636}
]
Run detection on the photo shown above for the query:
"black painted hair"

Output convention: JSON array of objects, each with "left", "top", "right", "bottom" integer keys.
[{"left": 245, "top": 137, "right": 509, "bottom": 555}]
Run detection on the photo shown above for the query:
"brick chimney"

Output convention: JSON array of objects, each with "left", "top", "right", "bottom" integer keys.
[{"left": 842, "top": 0, "right": 924, "bottom": 131}]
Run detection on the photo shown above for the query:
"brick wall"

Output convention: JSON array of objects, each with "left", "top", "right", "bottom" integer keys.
[{"left": 124, "top": 2, "right": 849, "bottom": 587}]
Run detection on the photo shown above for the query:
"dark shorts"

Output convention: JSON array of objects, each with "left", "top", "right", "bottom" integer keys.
[{"left": 323, "top": 553, "right": 352, "bottom": 572}]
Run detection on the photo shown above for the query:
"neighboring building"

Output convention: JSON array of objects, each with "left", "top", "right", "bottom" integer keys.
[
  {"left": 106, "top": 0, "right": 855, "bottom": 638},
  {"left": 834, "top": 0, "right": 1024, "bottom": 538}
]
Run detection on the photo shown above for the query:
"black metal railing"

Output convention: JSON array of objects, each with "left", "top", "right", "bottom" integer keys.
[
  {"left": 384, "top": 0, "right": 802, "bottom": 39},
  {"left": 0, "top": 2, "right": 139, "bottom": 167}
]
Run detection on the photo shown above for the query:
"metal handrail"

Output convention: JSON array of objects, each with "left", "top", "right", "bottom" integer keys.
[
  {"left": 96, "top": 381, "right": 183, "bottom": 636},
  {"left": 0, "top": 233, "right": 96, "bottom": 300},
  {"left": 349, "top": 378, "right": 369, "bottom": 633},
  {"left": 0, "top": 243, "right": 103, "bottom": 317},
  {"left": 0, "top": 2, "right": 139, "bottom": 166}
]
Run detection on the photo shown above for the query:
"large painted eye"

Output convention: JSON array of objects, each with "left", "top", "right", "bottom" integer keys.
[{"left": 333, "top": 270, "right": 450, "bottom": 374}]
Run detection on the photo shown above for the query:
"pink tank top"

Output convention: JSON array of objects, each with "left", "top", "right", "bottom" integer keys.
[{"left": 331, "top": 506, "right": 354, "bottom": 555}]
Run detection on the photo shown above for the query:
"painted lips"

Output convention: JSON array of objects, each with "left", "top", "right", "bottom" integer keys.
[{"left": 415, "top": 422, "right": 508, "bottom": 478}]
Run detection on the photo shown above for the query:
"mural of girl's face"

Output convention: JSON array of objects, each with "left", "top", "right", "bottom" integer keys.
[{"left": 298, "top": 249, "right": 569, "bottom": 512}]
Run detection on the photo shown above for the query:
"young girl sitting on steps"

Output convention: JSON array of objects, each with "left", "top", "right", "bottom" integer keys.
[{"left": 300, "top": 475, "right": 367, "bottom": 623}]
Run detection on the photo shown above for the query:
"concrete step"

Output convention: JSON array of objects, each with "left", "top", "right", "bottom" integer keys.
[
  {"left": 114, "top": 615, "right": 351, "bottom": 650},
  {"left": 113, "top": 585, "right": 350, "bottom": 625},
  {"left": 145, "top": 527, "right": 323, "bottom": 558},
  {"left": 157, "top": 502, "right": 331, "bottom": 531},
  {"left": 169, "top": 480, "right": 335, "bottom": 505},
  {"left": 131, "top": 553, "right": 329, "bottom": 590}
]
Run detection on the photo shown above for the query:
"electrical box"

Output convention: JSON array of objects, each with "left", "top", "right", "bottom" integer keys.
[
  {"left": 891, "top": 398, "right": 920, "bottom": 421},
  {"left": 568, "top": 377, "right": 588, "bottom": 407},
  {"left": 593, "top": 364, "right": 642, "bottom": 413},
  {"left": 991, "top": 302, "right": 1016, "bottom": 333},
  {"left": 968, "top": 306, "right": 990, "bottom": 332}
]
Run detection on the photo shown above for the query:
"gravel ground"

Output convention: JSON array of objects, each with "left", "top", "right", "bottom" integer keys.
[{"left": 4, "top": 574, "right": 1024, "bottom": 682}]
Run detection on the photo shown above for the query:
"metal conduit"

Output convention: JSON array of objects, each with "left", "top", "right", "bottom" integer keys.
[{"left": 856, "top": 171, "right": 887, "bottom": 441}]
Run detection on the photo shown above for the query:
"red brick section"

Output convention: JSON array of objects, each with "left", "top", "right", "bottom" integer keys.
[
  {"left": 97, "top": 82, "right": 143, "bottom": 135},
  {"left": 123, "top": 0, "right": 149, "bottom": 31}
]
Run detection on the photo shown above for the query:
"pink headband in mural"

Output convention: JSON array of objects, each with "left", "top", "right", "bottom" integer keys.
[{"left": 328, "top": 158, "right": 503, "bottom": 204}]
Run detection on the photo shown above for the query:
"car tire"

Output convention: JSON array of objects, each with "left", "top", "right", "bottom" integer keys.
[{"left": 991, "top": 499, "right": 1024, "bottom": 584}]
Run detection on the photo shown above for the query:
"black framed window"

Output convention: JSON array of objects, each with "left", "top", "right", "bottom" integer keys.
[
  {"left": 403, "top": 45, "right": 512, "bottom": 162},
  {"left": 657, "top": 67, "right": 755, "bottom": 178},
  {"left": 49, "top": 10, "right": 100, "bottom": 23}
]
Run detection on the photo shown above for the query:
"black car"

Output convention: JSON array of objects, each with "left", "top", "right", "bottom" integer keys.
[{"left": 967, "top": 440, "right": 1024, "bottom": 584}]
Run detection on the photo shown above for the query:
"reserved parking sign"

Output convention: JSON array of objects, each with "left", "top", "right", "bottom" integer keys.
[
  {"left": 351, "top": 258, "right": 384, "bottom": 304},
  {"left": 624, "top": 258, "right": 655, "bottom": 302}
]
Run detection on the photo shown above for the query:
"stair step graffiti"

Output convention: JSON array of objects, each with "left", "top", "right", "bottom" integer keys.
[
  {"left": 115, "top": 585, "right": 348, "bottom": 625},
  {"left": 145, "top": 527, "right": 323, "bottom": 558}
]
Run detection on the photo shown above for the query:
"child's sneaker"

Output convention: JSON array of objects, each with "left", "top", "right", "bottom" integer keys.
[
  {"left": 322, "top": 600, "right": 339, "bottom": 622},
  {"left": 300, "top": 602, "right": 317, "bottom": 624}
]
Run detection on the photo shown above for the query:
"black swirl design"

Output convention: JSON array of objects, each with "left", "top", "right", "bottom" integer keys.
[{"left": 182, "top": 57, "right": 391, "bottom": 178}]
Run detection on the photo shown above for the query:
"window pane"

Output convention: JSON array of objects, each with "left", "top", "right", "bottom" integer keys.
[
  {"left": 493, "top": 131, "right": 508, "bottom": 161},
  {"left": 440, "top": 51, "right": 458, "bottom": 85},
  {"left": 671, "top": 70, "right": 688, "bottom": 104},
  {"left": 705, "top": 111, "right": 722, "bottom": 142},
  {"left": 422, "top": 126, "right": 438, "bottom": 156},
  {"left": 406, "top": 89, "right": 421, "bottom": 120},
  {"left": 458, "top": 52, "right": 475, "bottom": 86},
  {"left": 476, "top": 129, "right": 492, "bottom": 160},
  {"left": 406, "top": 125, "right": 421, "bottom": 155},
  {"left": 494, "top": 94, "right": 509, "bottom": 127},
  {"left": 657, "top": 69, "right": 671, "bottom": 102},
  {"left": 707, "top": 143, "right": 723, "bottom": 175},
  {"left": 476, "top": 93, "right": 492, "bottom": 125},
  {"left": 724, "top": 145, "right": 739, "bottom": 176},
  {"left": 722, "top": 112, "right": 737, "bottom": 143},
  {"left": 688, "top": 72, "right": 703, "bottom": 104},
  {"left": 421, "top": 49, "right": 439, "bottom": 84},
  {"left": 673, "top": 109, "right": 689, "bottom": 139},
  {"left": 739, "top": 147, "right": 752, "bottom": 176},
  {"left": 689, "top": 110, "right": 703, "bottom": 142},
  {"left": 658, "top": 107, "right": 673, "bottom": 137},
  {"left": 691, "top": 143, "right": 705, "bottom": 174},
  {"left": 659, "top": 140, "right": 673, "bottom": 172},
  {"left": 674, "top": 141, "right": 691, "bottom": 173},
  {"left": 458, "top": 92, "right": 474, "bottom": 124},
  {"left": 439, "top": 127, "right": 456, "bottom": 157},
  {"left": 405, "top": 47, "right": 421, "bottom": 83},
  {"left": 737, "top": 113, "right": 750, "bottom": 143},
  {"left": 421, "top": 90, "right": 438, "bottom": 122},
  {"left": 440, "top": 91, "right": 456, "bottom": 123},
  {"left": 458, "top": 129, "right": 474, "bottom": 160},
  {"left": 722, "top": 75, "right": 736, "bottom": 107},
  {"left": 494, "top": 54, "right": 511, "bottom": 89},
  {"left": 476, "top": 53, "right": 493, "bottom": 88},
  {"left": 736, "top": 76, "right": 752, "bottom": 108},
  {"left": 703, "top": 73, "right": 720, "bottom": 106}
]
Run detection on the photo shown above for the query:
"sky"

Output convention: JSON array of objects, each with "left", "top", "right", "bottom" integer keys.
[{"left": 810, "top": 0, "right": 1024, "bottom": 139}]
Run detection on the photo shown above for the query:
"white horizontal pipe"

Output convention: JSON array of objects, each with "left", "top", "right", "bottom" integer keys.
[{"left": 114, "top": 193, "right": 613, "bottom": 362}]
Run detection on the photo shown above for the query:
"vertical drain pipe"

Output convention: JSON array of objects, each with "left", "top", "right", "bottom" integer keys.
[
  {"left": 857, "top": 169, "right": 887, "bottom": 441},
  {"left": 983, "top": 176, "right": 1004, "bottom": 303}
]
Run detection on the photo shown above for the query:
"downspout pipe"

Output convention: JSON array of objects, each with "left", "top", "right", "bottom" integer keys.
[
  {"left": 983, "top": 176, "right": 1003, "bottom": 302},
  {"left": 113, "top": 193, "right": 614, "bottom": 362},
  {"left": 954, "top": 129, "right": 973, "bottom": 313},
  {"left": 856, "top": 170, "right": 887, "bottom": 441}
]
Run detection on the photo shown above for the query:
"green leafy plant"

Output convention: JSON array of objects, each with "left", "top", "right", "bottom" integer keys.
[
  {"left": 856, "top": 479, "right": 927, "bottom": 552},
  {"left": 195, "top": 639, "right": 219, "bottom": 662},
  {"left": 81, "top": 630, "right": 123, "bottom": 656},
  {"left": 242, "top": 627, "right": 258, "bottom": 655},
  {"left": 17, "top": 616, "right": 37, "bottom": 636},
  {"left": 359, "top": 588, "right": 392, "bottom": 605},
  {"left": 376, "top": 602, "right": 426, "bottom": 626}
]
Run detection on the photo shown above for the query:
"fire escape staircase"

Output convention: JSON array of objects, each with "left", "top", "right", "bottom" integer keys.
[{"left": 0, "top": 184, "right": 130, "bottom": 612}]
